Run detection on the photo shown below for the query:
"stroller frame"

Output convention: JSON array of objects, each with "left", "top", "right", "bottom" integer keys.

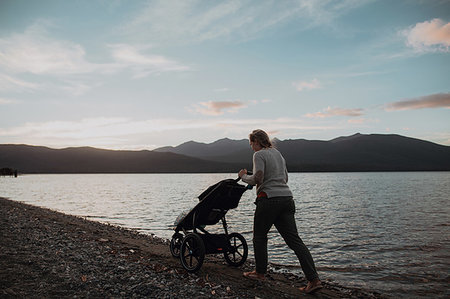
[{"left": 170, "top": 178, "right": 250, "bottom": 272}]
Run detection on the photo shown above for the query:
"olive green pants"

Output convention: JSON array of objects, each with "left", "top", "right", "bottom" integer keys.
[{"left": 253, "top": 196, "right": 319, "bottom": 281}]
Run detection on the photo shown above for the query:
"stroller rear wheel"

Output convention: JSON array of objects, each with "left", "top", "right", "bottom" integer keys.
[
  {"left": 224, "top": 232, "right": 248, "bottom": 267},
  {"left": 170, "top": 232, "right": 183, "bottom": 258},
  {"left": 180, "top": 233, "right": 205, "bottom": 272}
]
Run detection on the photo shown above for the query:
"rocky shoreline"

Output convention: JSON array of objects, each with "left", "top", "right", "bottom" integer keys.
[{"left": 0, "top": 197, "right": 386, "bottom": 298}]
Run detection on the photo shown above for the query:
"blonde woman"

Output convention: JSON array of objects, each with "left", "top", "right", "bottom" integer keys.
[{"left": 238, "top": 129, "right": 322, "bottom": 294}]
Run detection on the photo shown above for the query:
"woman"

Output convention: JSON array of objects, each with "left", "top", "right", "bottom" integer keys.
[{"left": 238, "top": 129, "right": 322, "bottom": 294}]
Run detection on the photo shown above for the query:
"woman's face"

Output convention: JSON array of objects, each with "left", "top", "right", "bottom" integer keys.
[{"left": 250, "top": 139, "right": 262, "bottom": 152}]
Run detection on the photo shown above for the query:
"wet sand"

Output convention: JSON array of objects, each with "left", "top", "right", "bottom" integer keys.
[{"left": 0, "top": 197, "right": 385, "bottom": 298}]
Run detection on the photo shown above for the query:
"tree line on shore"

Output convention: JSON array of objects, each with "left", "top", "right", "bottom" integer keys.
[{"left": 0, "top": 167, "right": 18, "bottom": 177}]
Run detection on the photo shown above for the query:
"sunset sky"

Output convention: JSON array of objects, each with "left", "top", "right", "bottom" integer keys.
[{"left": 1, "top": 0, "right": 449, "bottom": 150}]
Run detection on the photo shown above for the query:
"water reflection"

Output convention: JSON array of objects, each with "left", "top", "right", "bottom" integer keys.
[{"left": 1, "top": 172, "right": 449, "bottom": 298}]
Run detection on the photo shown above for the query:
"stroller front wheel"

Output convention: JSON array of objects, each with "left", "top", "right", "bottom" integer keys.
[
  {"left": 180, "top": 233, "right": 205, "bottom": 272},
  {"left": 224, "top": 232, "right": 248, "bottom": 267},
  {"left": 170, "top": 232, "right": 183, "bottom": 258}
]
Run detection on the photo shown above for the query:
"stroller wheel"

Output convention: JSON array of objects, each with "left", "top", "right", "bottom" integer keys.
[
  {"left": 180, "top": 233, "right": 205, "bottom": 272},
  {"left": 170, "top": 232, "right": 183, "bottom": 258},
  {"left": 224, "top": 232, "right": 248, "bottom": 267}
]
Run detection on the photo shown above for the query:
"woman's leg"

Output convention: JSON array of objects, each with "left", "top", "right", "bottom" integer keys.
[
  {"left": 274, "top": 198, "right": 319, "bottom": 281},
  {"left": 253, "top": 200, "right": 279, "bottom": 274}
]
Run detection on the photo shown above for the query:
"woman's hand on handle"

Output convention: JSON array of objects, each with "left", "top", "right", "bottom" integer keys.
[{"left": 238, "top": 169, "right": 247, "bottom": 178}]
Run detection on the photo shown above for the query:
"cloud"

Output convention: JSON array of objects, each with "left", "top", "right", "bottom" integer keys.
[
  {"left": 385, "top": 93, "right": 450, "bottom": 111},
  {"left": 0, "top": 21, "right": 95, "bottom": 75},
  {"left": 402, "top": 18, "right": 450, "bottom": 53},
  {"left": 122, "top": 0, "right": 372, "bottom": 44},
  {"left": 108, "top": 44, "right": 189, "bottom": 77},
  {"left": 0, "top": 22, "right": 189, "bottom": 79},
  {"left": 347, "top": 118, "right": 366, "bottom": 124},
  {"left": 0, "top": 73, "right": 40, "bottom": 91},
  {"left": 305, "top": 106, "right": 364, "bottom": 118},
  {"left": 293, "top": 78, "right": 321, "bottom": 91},
  {"left": 195, "top": 100, "right": 247, "bottom": 116},
  {"left": 0, "top": 116, "right": 337, "bottom": 149},
  {"left": 122, "top": 0, "right": 244, "bottom": 43}
]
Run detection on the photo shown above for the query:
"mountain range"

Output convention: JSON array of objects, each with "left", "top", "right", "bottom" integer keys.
[{"left": 1, "top": 133, "right": 449, "bottom": 173}]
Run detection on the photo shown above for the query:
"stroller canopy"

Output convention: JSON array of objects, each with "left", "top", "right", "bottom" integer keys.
[{"left": 175, "top": 179, "right": 247, "bottom": 230}]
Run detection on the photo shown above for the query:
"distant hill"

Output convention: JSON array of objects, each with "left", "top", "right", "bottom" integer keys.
[
  {"left": 1, "top": 134, "right": 449, "bottom": 173},
  {"left": 0, "top": 145, "right": 239, "bottom": 173},
  {"left": 155, "top": 133, "right": 450, "bottom": 172},
  {"left": 276, "top": 133, "right": 450, "bottom": 171},
  {"left": 155, "top": 138, "right": 250, "bottom": 159}
]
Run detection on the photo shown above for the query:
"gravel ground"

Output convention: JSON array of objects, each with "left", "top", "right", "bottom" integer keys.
[{"left": 0, "top": 197, "right": 386, "bottom": 298}]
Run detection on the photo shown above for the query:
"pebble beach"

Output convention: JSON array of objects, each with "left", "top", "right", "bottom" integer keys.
[{"left": 0, "top": 197, "right": 386, "bottom": 298}]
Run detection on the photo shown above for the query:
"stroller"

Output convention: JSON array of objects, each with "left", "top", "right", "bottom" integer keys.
[{"left": 170, "top": 176, "right": 252, "bottom": 272}]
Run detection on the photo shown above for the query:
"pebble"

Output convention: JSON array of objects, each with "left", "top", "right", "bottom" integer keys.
[
  {"left": 1, "top": 198, "right": 385, "bottom": 299},
  {"left": 1, "top": 199, "right": 221, "bottom": 298}
]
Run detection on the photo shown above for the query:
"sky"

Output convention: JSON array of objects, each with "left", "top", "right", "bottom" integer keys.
[{"left": 0, "top": 0, "right": 449, "bottom": 150}]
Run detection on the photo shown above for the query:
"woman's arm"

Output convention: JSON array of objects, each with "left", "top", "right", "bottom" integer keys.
[{"left": 240, "top": 153, "right": 264, "bottom": 185}]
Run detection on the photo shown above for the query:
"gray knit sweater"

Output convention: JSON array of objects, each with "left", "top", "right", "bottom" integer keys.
[{"left": 241, "top": 147, "right": 293, "bottom": 198}]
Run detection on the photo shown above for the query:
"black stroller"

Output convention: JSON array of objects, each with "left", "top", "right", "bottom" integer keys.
[{"left": 170, "top": 176, "right": 251, "bottom": 272}]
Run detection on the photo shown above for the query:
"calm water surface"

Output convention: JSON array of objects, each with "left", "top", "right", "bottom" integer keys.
[{"left": 1, "top": 172, "right": 449, "bottom": 298}]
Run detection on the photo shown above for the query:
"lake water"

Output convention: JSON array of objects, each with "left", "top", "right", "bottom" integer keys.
[{"left": 1, "top": 172, "right": 449, "bottom": 298}]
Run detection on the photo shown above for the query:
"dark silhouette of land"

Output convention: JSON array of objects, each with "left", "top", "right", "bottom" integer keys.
[
  {"left": 0, "top": 145, "right": 238, "bottom": 174},
  {"left": 1, "top": 133, "right": 449, "bottom": 173},
  {"left": 155, "top": 133, "right": 450, "bottom": 172}
]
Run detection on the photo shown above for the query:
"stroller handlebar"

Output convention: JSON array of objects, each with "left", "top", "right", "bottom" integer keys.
[{"left": 236, "top": 170, "right": 253, "bottom": 190}]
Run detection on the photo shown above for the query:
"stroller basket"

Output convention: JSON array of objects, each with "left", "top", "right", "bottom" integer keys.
[{"left": 200, "top": 234, "right": 229, "bottom": 254}]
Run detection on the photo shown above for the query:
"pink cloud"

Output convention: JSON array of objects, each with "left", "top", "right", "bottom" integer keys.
[
  {"left": 305, "top": 106, "right": 363, "bottom": 118},
  {"left": 403, "top": 18, "right": 450, "bottom": 52},
  {"left": 196, "top": 100, "right": 247, "bottom": 115},
  {"left": 385, "top": 93, "right": 450, "bottom": 111}
]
